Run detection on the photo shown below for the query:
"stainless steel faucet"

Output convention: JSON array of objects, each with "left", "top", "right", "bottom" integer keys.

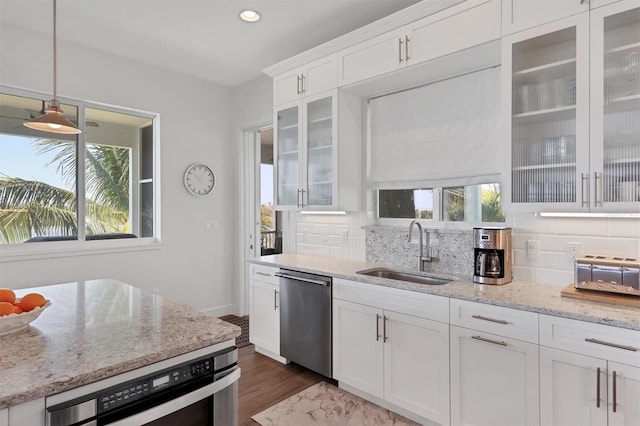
[{"left": 407, "top": 220, "right": 431, "bottom": 271}]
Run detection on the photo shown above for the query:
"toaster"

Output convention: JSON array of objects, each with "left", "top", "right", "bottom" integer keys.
[{"left": 574, "top": 255, "right": 640, "bottom": 297}]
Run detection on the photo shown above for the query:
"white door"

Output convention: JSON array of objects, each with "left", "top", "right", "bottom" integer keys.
[
  {"left": 383, "top": 310, "right": 450, "bottom": 425},
  {"left": 450, "top": 326, "right": 540, "bottom": 426},
  {"left": 540, "top": 346, "right": 609, "bottom": 426},
  {"left": 502, "top": 0, "right": 589, "bottom": 35},
  {"left": 608, "top": 362, "right": 640, "bottom": 426},
  {"left": 332, "top": 299, "right": 384, "bottom": 399},
  {"left": 274, "top": 67, "right": 302, "bottom": 107},
  {"left": 274, "top": 100, "right": 302, "bottom": 210},
  {"left": 249, "top": 280, "right": 280, "bottom": 354}
]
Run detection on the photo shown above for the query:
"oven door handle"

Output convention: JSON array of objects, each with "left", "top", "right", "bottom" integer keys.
[{"left": 105, "top": 368, "right": 241, "bottom": 426}]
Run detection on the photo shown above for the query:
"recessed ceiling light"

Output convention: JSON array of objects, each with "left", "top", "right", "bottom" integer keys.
[{"left": 240, "top": 10, "right": 260, "bottom": 22}]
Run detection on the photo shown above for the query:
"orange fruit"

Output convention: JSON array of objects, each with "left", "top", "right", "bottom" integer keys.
[
  {"left": 0, "top": 301, "right": 16, "bottom": 316},
  {"left": 16, "top": 293, "right": 46, "bottom": 312},
  {"left": 0, "top": 288, "right": 16, "bottom": 304}
]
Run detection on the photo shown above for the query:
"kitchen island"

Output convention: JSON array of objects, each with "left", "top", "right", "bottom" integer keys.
[{"left": 0, "top": 278, "right": 240, "bottom": 420}]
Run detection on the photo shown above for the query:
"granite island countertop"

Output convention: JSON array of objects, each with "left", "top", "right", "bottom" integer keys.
[
  {"left": 251, "top": 253, "right": 640, "bottom": 331},
  {"left": 0, "top": 279, "right": 240, "bottom": 410}
]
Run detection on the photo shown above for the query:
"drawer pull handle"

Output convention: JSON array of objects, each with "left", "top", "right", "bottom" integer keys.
[
  {"left": 376, "top": 314, "right": 381, "bottom": 341},
  {"left": 612, "top": 370, "right": 617, "bottom": 413},
  {"left": 255, "top": 271, "right": 271, "bottom": 277},
  {"left": 596, "top": 367, "right": 601, "bottom": 408},
  {"left": 472, "top": 314, "right": 509, "bottom": 325},
  {"left": 383, "top": 315, "right": 389, "bottom": 342},
  {"left": 585, "top": 338, "right": 638, "bottom": 352},
  {"left": 472, "top": 335, "right": 507, "bottom": 346}
]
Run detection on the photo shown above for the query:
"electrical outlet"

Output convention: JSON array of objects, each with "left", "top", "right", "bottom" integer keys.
[
  {"left": 205, "top": 221, "right": 218, "bottom": 231},
  {"left": 527, "top": 240, "right": 540, "bottom": 258},
  {"left": 566, "top": 242, "right": 581, "bottom": 261}
]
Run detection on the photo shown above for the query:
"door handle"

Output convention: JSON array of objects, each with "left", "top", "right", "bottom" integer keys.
[
  {"left": 376, "top": 314, "right": 381, "bottom": 341},
  {"left": 274, "top": 290, "right": 279, "bottom": 310},
  {"left": 296, "top": 75, "right": 301, "bottom": 95},
  {"left": 297, "top": 189, "right": 301, "bottom": 208},
  {"left": 594, "top": 172, "right": 602, "bottom": 207},
  {"left": 383, "top": 315, "right": 388, "bottom": 342},
  {"left": 301, "top": 74, "right": 306, "bottom": 94},
  {"left": 581, "top": 173, "right": 590, "bottom": 207},
  {"left": 300, "top": 188, "right": 306, "bottom": 207},
  {"left": 596, "top": 367, "right": 601, "bottom": 408},
  {"left": 612, "top": 370, "right": 617, "bottom": 413},
  {"left": 472, "top": 314, "right": 509, "bottom": 325},
  {"left": 398, "top": 38, "right": 404, "bottom": 63},
  {"left": 471, "top": 335, "right": 507, "bottom": 346},
  {"left": 405, "top": 35, "right": 410, "bottom": 61}
]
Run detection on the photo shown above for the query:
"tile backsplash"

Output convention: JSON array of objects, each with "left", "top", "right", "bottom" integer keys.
[{"left": 293, "top": 211, "right": 640, "bottom": 287}]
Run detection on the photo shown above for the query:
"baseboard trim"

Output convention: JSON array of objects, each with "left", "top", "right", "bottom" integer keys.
[
  {"left": 201, "top": 304, "right": 237, "bottom": 318},
  {"left": 254, "top": 345, "right": 289, "bottom": 364}
]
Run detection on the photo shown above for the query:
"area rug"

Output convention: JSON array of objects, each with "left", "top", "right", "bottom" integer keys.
[
  {"left": 251, "top": 381, "right": 420, "bottom": 425},
  {"left": 219, "top": 315, "right": 250, "bottom": 347}
]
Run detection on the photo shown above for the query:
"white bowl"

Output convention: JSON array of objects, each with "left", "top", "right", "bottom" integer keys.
[{"left": 0, "top": 300, "right": 51, "bottom": 336}]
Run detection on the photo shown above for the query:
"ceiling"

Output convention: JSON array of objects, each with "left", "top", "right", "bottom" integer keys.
[{"left": 0, "top": 0, "right": 421, "bottom": 88}]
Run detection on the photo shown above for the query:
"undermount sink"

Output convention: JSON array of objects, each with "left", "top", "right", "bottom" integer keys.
[{"left": 356, "top": 267, "right": 457, "bottom": 285}]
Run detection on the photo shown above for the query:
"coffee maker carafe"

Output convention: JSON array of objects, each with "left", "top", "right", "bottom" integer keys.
[{"left": 473, "top": 227, "right": 512, "bottom": 285}]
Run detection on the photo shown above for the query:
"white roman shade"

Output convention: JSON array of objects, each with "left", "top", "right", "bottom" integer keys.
[{"left": 368, "top": 66, "right": 501, "bottom": 189}]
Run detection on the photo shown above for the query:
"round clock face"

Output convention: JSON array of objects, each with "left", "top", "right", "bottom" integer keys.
[{"left": 184, "top": 163, "right": 215, "bottom": 196}]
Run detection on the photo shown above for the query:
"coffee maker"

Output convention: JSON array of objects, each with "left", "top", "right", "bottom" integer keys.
[{"left": 473, "top": 227, "right": 512, "bottom": 285}]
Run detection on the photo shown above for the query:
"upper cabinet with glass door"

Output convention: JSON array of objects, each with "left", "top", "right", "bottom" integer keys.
[
  {"left": 504, "top": 1, "right": 639, "bottom": 212},
  {"left": 273, "top": 89, "right": 361, "bottom": 211},
  {"left": 590, "top": 1, "right": 640, "bottom": 209}
]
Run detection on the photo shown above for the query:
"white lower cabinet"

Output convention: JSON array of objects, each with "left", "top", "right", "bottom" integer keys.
[
  {"left": 0, "top": 408, "right": 7, "bottom": 426},
  {"left": 7, "top": 398, "right": 44, "bottom": 426},
  {"left": 540, "top": 314, "right": 640, "bottom": 426},
  {"left": 249, "top": 264, "right": 284, "bottom": 362},
  {"left": 450, "top": 326, "right": 540, "bottom": 426},
  {"left": 333, "top": 279, "right": 450, "bottom": 425}
]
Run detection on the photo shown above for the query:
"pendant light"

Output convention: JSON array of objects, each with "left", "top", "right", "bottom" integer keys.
[{"left": 24, "top": 0, "right": 81, "bottom": 135}]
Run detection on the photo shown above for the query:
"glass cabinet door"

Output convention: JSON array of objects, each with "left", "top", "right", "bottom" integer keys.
[
  {"left": 276, "top": 105, "right": 300, "bottom": 207},
  {"left": 510, "top": 24, "right": 583, "bottom": 207},
  {"left": 305, "top": 96, "right": 334, "bottom": 207},
  {"left": 594, "top": 5, "right": 639, "bottom": 205}
]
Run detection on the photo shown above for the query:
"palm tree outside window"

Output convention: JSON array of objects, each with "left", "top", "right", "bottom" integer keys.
[{"left": 0, "top": 91, "right": 156, "bottom": 245}]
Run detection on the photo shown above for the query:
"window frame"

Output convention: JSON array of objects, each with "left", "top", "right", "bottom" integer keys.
[
  {"left": 0, "top": 85, "right": 161, "bottom": 262},
  {"left": 374, "top": 182, "right": 508, "bottom": 229}
]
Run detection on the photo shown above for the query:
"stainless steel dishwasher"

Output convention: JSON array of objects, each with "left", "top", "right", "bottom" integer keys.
[{"left": 276, "top": 269, "right": 332, "bottom": 378}]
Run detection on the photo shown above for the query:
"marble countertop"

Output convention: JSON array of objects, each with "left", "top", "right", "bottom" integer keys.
[
  {"left": 251, "top": 253, "right": 640, "bottom": 331},
  {"left": 0, "top": 279, "right": 240, "bottom": 410}
]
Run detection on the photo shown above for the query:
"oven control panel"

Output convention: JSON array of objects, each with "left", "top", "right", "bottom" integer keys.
[{"left": 97, "top": 357, "right": 213, "bottom": 413}]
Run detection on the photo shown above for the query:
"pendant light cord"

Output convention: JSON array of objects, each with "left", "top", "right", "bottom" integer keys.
[{"left": 52, "top": 0, "right": 57, "bottom": 99}]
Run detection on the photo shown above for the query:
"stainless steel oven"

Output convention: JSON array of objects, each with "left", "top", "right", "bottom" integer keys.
[{"left": 46, "top": 346, "right": 240, "bottom": 426}]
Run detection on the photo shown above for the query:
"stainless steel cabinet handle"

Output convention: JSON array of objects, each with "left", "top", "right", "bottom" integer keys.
[
  {"left": 376, "top": 314, "right": 381, "bottom": 341},
  {"left": 300, "top": 188, "right": 306, "bottom": 207},
  {"left": 594, "top": 172, "right": 602, "bottom": 207},
  {"left": 274, "top": 272, "right": 330, "bottom": 286},
  {"left": 405, "top": 36, "right": 410, "bottom": 61},
  {"left": 296, "top": 75, "right": 301, "bottom": 95},
  {"left": 255, "top": 271, "right": 271, "bottom": 277},
  {"left": 581, "top": 173, "right": 590, "bottom": 207},
  {"left": 612, "top": 370, "right": 617, "bottom": 413},
  {"left": 398, "top": 38, "right": 404, "bottom": 63},
  {"left": 274, "top": 290, "right": 279, "bottom": 310},
  {"left": 383, "top": 315, "right": 388, "bottom": 342},
  {"left": 297, "top": 189, "right": 301, "bottom": 208},
  {"left": 585, "top": 338, "right": 638, "bottom": 352},
  {"left": 471, "top": 314, "right": 509, "bottom": 325},
  {"left": 301, "top": 74, "right": 306, "bottom": 94},
  {"left": 596, "top": 367, "right": 601, "bottom": 408},
  {"left": 472, "top": 335, "right": 507, "bottom": 346}
]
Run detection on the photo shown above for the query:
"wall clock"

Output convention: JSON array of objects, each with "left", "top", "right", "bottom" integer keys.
[{"left": 184, "top": 163, "right": 215, "bottom": 196}]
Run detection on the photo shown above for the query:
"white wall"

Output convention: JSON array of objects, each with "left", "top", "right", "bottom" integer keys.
[{"left": 0, "top": 24, "right": 237, "bottom": 315}]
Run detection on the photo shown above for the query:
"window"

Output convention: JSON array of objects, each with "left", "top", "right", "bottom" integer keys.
[
  {"left": 378, "top": 183, "right": 505, "bottom": 223},
  {"left": 0, "top": 90, "right": 157, "bottom": 245}
]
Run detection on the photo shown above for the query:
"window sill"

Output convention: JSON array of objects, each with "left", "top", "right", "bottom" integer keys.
[{"left": 0, "top": 237, "right": 162, "bottom": 263}]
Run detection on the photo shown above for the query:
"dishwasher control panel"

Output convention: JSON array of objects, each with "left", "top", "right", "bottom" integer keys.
[{"left": 97, "top": 357, "right": 213, "bottom": 413}]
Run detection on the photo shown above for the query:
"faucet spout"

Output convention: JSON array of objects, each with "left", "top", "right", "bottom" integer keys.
[{"left": 408, "top": 220, "right": 425, "bottom": 271}]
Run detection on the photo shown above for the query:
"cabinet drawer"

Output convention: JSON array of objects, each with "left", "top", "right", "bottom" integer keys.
[
  {"left": 540, "top": 314, "right": 640, "bottom": 367},
  {"left": 333, "top": 278, "right": 449, "bottom": 323},
  {"left": 450, "top": 299, "right": 539, "bottom": 343},
  {"left": 249, "top": 263, "right": 279, "bottom": 285}
]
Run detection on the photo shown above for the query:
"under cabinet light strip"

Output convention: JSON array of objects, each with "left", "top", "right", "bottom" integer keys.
[
  {"left": 538, "top": 212, "right": 640, "bottom": 218},
  {"left": 299, "top": 211, "right": 347, "bottom": 215}
]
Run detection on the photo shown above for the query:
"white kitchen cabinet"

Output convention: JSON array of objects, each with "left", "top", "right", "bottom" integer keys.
[
  {"left": 503, "top": 0, "right": 624, "bottom": 35},
  {"left": 274, "top": 89, "right": 361, "bottom": 211},
  {"left": 539, "top": 314, "right": 640, "bottom": 426},
  {"left": 273, "top": 55, "right": 337, "bottom": 107},
  {"left": 7, "top": 398, "right": 44, "bottom": 426},
  {"left": 449, "top": 300, "right": 540, "bottom": 426},
  {"left": 0, "top": 409, "right": 7, "bottom": 426},
  {"left": 338, "top": 0, "right": 500, "bottom": 87},
  {"left": 333, "top": 279, "right": 450, "bottom": 425},
  {"left": 248, "top": 264, "right": 285, "bottom": 362},
  {"left": 504, "top": 0, "right": 640, "bottom": 212}
]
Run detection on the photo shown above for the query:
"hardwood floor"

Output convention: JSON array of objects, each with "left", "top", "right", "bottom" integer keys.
[{"left": 237, "top": 344, "right": 336, "bottom": 425}]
